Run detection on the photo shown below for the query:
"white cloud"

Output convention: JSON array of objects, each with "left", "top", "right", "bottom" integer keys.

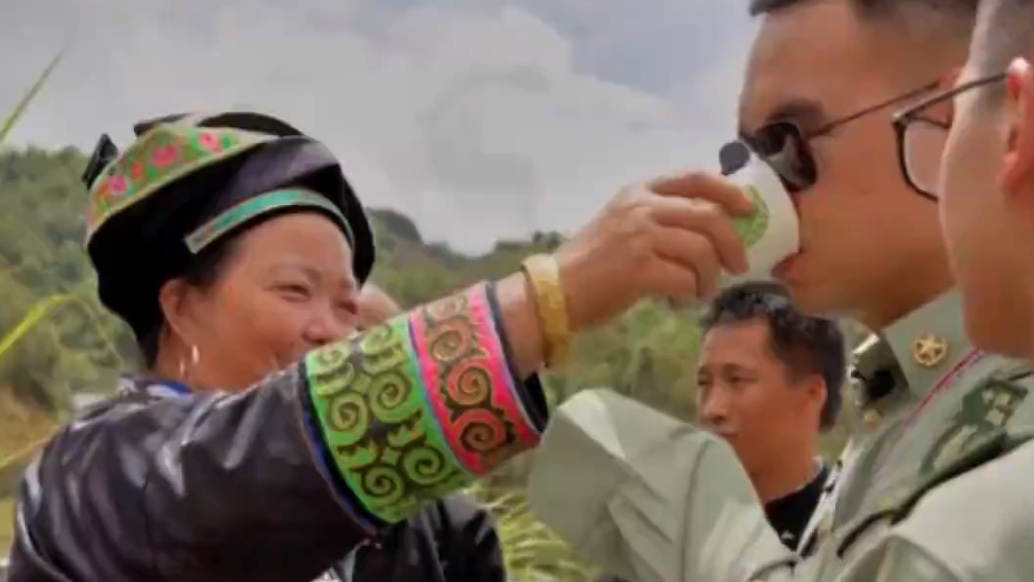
[{"left": 1, "top": 0, "right": 753, "bottom": 254}]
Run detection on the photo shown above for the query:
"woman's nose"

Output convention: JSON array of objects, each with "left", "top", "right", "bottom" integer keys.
[{"left": 302, "top": 304, "right": 353, "bottom": 347}]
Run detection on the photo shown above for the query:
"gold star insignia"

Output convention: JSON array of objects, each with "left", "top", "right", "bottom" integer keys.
[{"left": 912, "top": 333, "right": 949, "bottom": 368}]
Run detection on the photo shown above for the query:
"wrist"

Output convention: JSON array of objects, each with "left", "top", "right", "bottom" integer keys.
[{"left": 495, "top": 272, "right": 546, "bottom": 378}]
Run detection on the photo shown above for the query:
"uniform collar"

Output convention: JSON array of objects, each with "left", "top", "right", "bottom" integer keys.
[{"left": 878, "top": 290, "right": 972, "bottom": 399}]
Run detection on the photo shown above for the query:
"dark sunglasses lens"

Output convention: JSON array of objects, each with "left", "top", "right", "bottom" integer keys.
[
  {"left": 719, "top": 141, "right": 751, "bottom": 175},
  {"left": 751, "top": 122, "right": 817, "bottom": 192}
]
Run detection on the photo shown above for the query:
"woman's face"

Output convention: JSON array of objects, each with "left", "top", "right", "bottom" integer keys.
[{"left": 164, "top": 212, "right": 359, "bottom": 390}]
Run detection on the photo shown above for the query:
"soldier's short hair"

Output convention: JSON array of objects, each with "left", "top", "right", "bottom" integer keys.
[
  {"left": 970, "top": 0, "right": 1034, "bottom": 94},
  {"left": 747, "top": 0, "right": 979, "bottom": 81},
  {"left": 701, "top": 281, "right": 846, "bottom": 431},
  {"left": 748, "top": 0, "right": 978, "bottom": 18}
]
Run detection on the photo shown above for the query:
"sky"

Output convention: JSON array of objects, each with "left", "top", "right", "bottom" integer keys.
[{"left": 0, "top": 0, "right": 757, "bottom": 254}]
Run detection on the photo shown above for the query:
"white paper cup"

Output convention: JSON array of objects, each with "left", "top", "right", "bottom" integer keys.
[{"left": 722, "top": 153, "right": 800, "bottom": 284}]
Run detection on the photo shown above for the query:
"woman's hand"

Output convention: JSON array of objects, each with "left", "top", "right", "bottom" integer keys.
[{"left": 499, "top": 170, "right": 753, "bottom": 376}]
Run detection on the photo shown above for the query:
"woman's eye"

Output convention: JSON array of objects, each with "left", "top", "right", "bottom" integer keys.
[
  {"left": 276, "top": 283, "right": 311, "bottom": 301},
  {"left": 335, "top": 300, "right": 359, "bottom": 317}
]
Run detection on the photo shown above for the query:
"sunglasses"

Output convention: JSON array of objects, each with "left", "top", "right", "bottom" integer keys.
[
  {"left": 724, "top": 80, "right": 941, "bottom": 192},
  {"left": 892, "top": 72, "right": 1008, "bottom": 200}
]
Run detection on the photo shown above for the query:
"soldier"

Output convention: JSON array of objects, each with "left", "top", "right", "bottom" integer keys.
[
  {"left": 528, "top": 1, "right": 1034, "bottom": 580},
  {"left": 931, "top": 0, "right": 1034, "bottom": 364},
  {"left": 837, "top": 0, "right": 1034, "bottom": 579}
]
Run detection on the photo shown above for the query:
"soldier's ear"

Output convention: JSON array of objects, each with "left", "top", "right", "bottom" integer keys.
[
  {"left": 801, "top": 373, "right": 827, "bottom": 419},
  {"left": 1001, "top": 58, "right": 1034, "bottom": 197}
]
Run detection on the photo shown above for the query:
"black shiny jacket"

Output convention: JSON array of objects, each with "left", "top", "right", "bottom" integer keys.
[{"left": 7, "top": 374, "right": 504, "bottom": 582}]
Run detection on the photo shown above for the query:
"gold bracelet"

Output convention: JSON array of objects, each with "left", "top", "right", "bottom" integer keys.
[{"left": 521, "top": 254, "right": 572, "bottom": 367}]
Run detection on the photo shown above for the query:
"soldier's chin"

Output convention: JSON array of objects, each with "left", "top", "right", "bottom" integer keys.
[
  {"left": 710, "top": 429, "right": 739, "bottom": 443},
  {"left": 701, "top": 425, "right": 733, "bottom": 438},
  {"left": 772, "top": 254, "right": 818, "bottom": 306},
  {"left": 776, "top": 279, "right": 842, "bottom": 319},
  {"left": 772, "top": 250, "right": 804, "bottom": 281}
]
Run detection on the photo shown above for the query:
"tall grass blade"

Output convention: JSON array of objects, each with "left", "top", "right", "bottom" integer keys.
[
  {"left": 0, "top": 293, "right": 74, "bottom": 361},
  {"left": 0, "top": 49, "right": 64, "bottom": 145}
]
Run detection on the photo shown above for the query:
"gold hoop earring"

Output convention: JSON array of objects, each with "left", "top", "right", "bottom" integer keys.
[{"left": 178, "top": 345, "right": 200, "bottom": 383}]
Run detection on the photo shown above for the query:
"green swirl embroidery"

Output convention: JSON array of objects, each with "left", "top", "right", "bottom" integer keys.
[
  {"left": 326, "top": 392, "right": 369, "bottom": 447},
  {"left": 731, "top": 185, "right": 770, "bottom": 248},
  {"left": 305, "top": 318, "right": 469, "bottom": 523},
  {"left": 402, "top": 446, "right": 451, "bottom": 486},
  {"left": 369, "top": 371, "right": 421, "bottom": 423}
]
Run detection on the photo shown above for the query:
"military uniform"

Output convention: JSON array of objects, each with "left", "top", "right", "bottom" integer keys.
[{"left": 528, "top": 291, "right": 1034, "bottom": 581}]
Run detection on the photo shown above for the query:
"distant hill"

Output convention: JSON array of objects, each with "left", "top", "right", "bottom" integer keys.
[{"left": 366, "top": 207, "right": 563, "bottom": 307}]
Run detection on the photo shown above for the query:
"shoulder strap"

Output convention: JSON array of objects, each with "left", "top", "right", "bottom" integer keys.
[{"left": 891, "top": 427, "right": 1034, "bottom": 524}]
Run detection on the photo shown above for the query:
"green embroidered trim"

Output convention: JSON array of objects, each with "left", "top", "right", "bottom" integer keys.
[
  {"left": 85, "top": 123, "right": 275, "bottom": 243},
  {"left": 184, "top": 188, "right": 353, "bottom": 254},
  {"left": 305, "top": 317, "right": 470, "bottom": 524}
]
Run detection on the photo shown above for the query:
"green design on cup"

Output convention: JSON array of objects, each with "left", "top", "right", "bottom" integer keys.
[{"left": 732, "top": 185, "right": 770, "bottom": 248}]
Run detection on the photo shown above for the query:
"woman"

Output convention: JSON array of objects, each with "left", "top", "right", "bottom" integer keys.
[{"left": 8, "top": 111, "right": 752, "bottom": 582}]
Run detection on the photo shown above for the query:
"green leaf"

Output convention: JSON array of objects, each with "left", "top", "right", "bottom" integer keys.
[
  {"left": 0, "top": 293, "right": 74, "bottom": 362},
  {"left": 0, "top": 49, "right": 64, "bottom": 146}
]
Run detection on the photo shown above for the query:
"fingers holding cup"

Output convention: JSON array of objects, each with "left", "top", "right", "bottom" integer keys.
[
  {"left": 648, "top": 170, "right": 755, "bottom": 216},
  {"left": 654, "top": 149, "right": 800, "bottom": 284},
  {"left": 647, "top": 194, "right": 749, "bottom": 275},
  {"left": 650, "top": 227, "right": 722, "bottom": 300},
  {"left": 642, "top": 256, "right": 700, "bottom": 303}
]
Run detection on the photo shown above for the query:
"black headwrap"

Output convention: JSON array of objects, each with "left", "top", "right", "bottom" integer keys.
[{"left": 83, "top": 112, "right": 375, "bottom": 343}]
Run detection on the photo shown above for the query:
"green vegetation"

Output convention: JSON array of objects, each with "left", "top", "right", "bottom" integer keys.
[
  {"left": 467, "top": 481, "right": 600, "bottom": 582},
  {"left": 0, "top": 497, "right": 13, "bottom": 554}
]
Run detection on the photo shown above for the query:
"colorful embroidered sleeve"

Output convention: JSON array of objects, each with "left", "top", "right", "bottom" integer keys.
[{"left": 302, "top": 282, "right": 547, "bottom": 524}]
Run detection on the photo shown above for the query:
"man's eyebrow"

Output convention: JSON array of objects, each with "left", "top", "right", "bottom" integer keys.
[
  {"left": 720, "top": 362, "right": 756, "bottom": 374},
  {"left": 739, "top": 98, "right": 828, "bottom": 137}
]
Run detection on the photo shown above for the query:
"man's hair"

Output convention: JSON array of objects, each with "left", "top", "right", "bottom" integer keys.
[
  {"left": 970, "top": 0, "right": 1034, "bottom": 83},
  {"left": 701, "top": 281, "right": 846, "bottom": 431},
  {"left": 748, "top": 0, "right": 978, "bottom": 82},
  {"left": 748, "top": 0, "right": 978, "bottom": 18}
]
